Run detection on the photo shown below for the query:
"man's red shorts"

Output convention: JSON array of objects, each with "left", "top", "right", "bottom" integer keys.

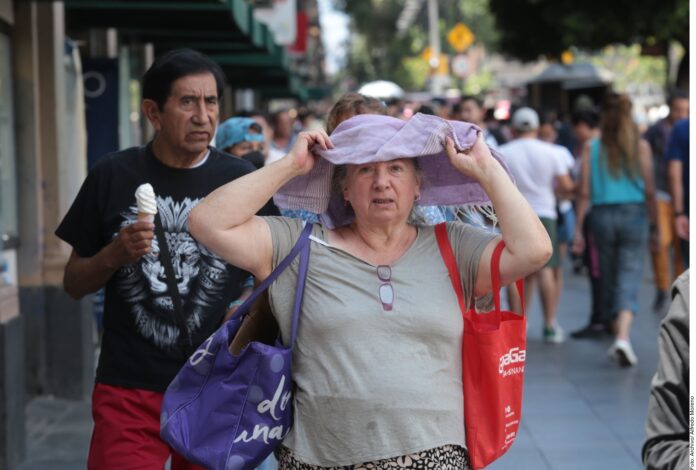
[{"left": 88, "top": 383, "right": 204, "bottom": 470}]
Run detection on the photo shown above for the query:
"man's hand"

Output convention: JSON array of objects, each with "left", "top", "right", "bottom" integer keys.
[
  {"left": 108, "top": 221, "right": 155, "bottom": 268},
  {"left": 571, "top": 232, "right": 585, "bottom": 256}
]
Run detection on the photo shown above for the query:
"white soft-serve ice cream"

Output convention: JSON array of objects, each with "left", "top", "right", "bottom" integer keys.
[{"left": 135, "top": 183, "right": 158, "bottom": 222}]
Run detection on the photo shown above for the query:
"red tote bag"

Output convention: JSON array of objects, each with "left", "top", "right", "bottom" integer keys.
[{"left": 435, "top": 224, "right": 526, "bottom": 469}]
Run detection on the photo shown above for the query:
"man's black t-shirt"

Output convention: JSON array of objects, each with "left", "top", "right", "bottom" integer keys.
[{"left": 56, "top": 144, "right": 276, "bottom": 392}]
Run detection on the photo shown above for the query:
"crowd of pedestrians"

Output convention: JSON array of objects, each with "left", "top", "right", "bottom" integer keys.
[{"left": 58, "top": 48, "right": 689, "bottom": 469}]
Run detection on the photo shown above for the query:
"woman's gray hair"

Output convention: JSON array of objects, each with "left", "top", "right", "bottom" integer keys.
[{"left": 331, "top": 159, "right": 428, "bottom": 226}]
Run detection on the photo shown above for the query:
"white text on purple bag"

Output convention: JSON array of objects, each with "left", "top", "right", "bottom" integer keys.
[{"left": 233, "top": 375, "right": 292, "bottom": 444}]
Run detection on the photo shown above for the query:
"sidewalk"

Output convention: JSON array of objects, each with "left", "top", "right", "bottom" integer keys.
[
  {"left": 18, "top": 397, "right": 92, "bottom": 470},
  {"left": 490, "top": 261, "right": 662, "bottom": 470},
  {"left": 18, "top": 260, "right": 666, "bottom": 470}
]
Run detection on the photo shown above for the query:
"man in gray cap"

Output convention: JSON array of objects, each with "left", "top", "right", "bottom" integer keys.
[{"left": 499, "top": 107, "right": 575, "bottom": 343}]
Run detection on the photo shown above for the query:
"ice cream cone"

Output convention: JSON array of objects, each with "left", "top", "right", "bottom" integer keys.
[
  {"left": 138, "top": 212, "right": 155, "bottom": 223},
  {"left": 135, "top": 183, "right": 157, "bottom": 222}
]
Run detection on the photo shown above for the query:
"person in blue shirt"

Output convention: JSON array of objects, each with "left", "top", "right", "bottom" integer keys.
[
  {"left": 667, "top": 118, "right": 689, "bottom": 268},
  {"left": 573, "top": 93, "right": 658, "bottom": 367}
]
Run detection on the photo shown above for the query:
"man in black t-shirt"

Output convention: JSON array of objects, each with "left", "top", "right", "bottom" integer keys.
[{"left": 56, "top": 49, "right": 274, "bottom": 470}]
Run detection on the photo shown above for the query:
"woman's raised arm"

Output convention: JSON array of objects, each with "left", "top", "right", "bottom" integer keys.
[
  {"left": 188, "top": 130, "right": 332, "bottom": 280},
  {"left": 444, "top": 135, "right": 552, "bottom": 296}
]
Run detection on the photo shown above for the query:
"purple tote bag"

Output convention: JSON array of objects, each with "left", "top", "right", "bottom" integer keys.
[{"left": 161, "top": 222, "right": 313, "bottom": 470}]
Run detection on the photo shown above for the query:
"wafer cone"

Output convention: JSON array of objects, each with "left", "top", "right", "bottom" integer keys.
[{"left": 138, "top": 212, "right": 155, "bottom": 223}]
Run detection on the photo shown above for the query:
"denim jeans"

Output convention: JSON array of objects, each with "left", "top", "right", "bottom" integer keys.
[
  {"left": 257, "top": 454, "right": 278, "bottom": 470},
  {"left": 589, "top": 203, "right": 648, "bottom": 320}
]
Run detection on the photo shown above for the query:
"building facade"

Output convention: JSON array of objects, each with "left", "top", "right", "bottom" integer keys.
[{"left": 0, "top": 1, "right": 326, "bottom": 467}]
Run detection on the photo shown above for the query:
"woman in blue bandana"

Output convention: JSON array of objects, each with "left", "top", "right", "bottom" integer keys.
[{"left": 217, "top": 117, "right": 267, "bottom": 169}]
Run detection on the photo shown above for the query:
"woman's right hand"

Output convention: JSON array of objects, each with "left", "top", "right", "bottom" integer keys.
[
  {"left": 285, "top": 129, "right": 333, "bottom": 176},
  {"left": 444, "top": 134, "right": 496, "bottom": 182}
]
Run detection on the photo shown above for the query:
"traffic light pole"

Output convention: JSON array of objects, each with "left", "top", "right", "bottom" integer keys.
[{"left": 427, "top": 0, "right": 443, "bottom": 96}]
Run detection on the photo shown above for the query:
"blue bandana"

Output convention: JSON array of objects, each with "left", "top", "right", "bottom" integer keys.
[{"left": 216, "top": 117, "right": 264, "bottom": 150}]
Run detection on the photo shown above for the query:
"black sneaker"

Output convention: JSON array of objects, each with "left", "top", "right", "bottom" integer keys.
[{"left": 570, "top": 323, "right": 609, "bottom": 340}]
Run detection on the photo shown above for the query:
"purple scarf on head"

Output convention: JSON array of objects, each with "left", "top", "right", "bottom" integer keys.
[{"left": 273, "top": 113, "right": 513, "bottom": 228}]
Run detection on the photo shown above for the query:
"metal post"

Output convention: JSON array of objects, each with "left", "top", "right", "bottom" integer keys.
[{"left": 427, "top": 0, "right": 442, "bottom": 96}]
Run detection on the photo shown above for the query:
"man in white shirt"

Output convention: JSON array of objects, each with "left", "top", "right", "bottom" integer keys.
[{"left": 499, "top": 107, "right": 575, "bottom": 342}]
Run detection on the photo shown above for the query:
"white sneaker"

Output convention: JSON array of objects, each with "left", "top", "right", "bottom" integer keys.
[
  {"left": 543, "top": 324, "right": 565, "bottom": 343},
  {"left": 608, "top": 339, "right": 638, "bottom": 367}
]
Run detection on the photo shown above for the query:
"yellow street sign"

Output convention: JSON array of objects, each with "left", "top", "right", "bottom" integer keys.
[
  {"left": 561, "top": 50, "right": 574, "bottom": 65},
  {"left": 447, "top": 23, "right": 475, "bottom": 53},
  {"left": 420, "top": 47, "right": 449, "bottom": 75}
]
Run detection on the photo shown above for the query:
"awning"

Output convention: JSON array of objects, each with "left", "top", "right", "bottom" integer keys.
[
  {"left": 527, "top": 63, "right": 614, "bottom": 86},
  {"left": 64, "top": 0, "right": 303, "bottom": 97}
]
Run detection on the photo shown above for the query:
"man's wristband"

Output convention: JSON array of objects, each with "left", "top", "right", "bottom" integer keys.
[{"left": 675, "top": 211, "right": 686, "bottom": 217}]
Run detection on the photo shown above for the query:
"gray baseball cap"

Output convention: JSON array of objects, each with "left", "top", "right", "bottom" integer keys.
[{"left": 511, "top": 107, "right": 540, "bottom": 132}]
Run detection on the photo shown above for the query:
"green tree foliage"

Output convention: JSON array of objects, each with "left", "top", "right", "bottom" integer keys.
[
  {"left": 334, "top": 0, "right": 416, "bottom": 88},
  {"left": 333, "top": 0, "right": 499, "bottom": 89},
  {"left": 584, "top": 45, "right": 667, "bottom": 93},
  {"left": 488, "top": 0, "right": 689, "bottom": 87}
]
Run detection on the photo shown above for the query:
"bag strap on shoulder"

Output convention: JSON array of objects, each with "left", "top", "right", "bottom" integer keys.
[
  {"left": 136, "top": 145, "right": 193, "bottom": 354},
  {"left": 490, "top": 240, "right": 525, "bottom": 315},
  {"left": 230, "top": 222, "right": 313, "bottom": 338},
  {"left": 435, "top": 223, "right": 467, "bottom": 317},
  {"left": 154, "top": 214, "right": 194, "bottom": 353},
  {"left": 290, "top": 230, "right": 311, "bottom": 346},
  {"left": 435, "top": 223, "right": 525, "bottom": 319}
]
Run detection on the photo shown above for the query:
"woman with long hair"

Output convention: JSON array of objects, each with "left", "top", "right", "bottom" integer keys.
[{"left": 573, "top": 93, "right": 657, "bottom": 366}]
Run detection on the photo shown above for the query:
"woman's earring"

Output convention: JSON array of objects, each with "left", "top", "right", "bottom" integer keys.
[
  {"left": 414, "top": 194, "right": 421, "bottom": 202},
  {"left": 344, "top": 199, "right": 350, "bottom": 207}
]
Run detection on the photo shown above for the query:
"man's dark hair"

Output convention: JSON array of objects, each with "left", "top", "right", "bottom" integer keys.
[
  {"left": 667, "top": 89, "right": 689, "bottom": 108},
  {"left": 142, "top": 48, "right": 226, "bottom": 110},
  {"left": 235, "top": 109, "right": 270, "bottom": 121},
  {"left": 571, "top": 109, "right": 599, "bottom": 129},
  {"left": 452, "top": 95, "right": 484, "bottom": 115},
  {"left": 460, "top": 95, "right": 484, "bottom": 108},
  {"left": 417, "top": 104, "right": 436, "bottom": 115},
  {"left": 270, "top": 109, "right": 290, "bottom": 127}
]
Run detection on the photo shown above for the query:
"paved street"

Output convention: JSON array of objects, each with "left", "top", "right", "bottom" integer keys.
[
  {"left": 490, "top": 259, "right": 662, "bottom": 470},
  {"left": 18, "top": 259, "right": 666, "bottom": 470}
]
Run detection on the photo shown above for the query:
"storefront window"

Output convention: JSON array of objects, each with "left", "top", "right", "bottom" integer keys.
[
  {"left": 0, "top": 32, "right": 18, "bottom": 287},
  {"left": 0, "top": 33, "right": 17, "bottom": 244},
  {"left": 0, "top": 32, "right": 17, "bottom": 250}
]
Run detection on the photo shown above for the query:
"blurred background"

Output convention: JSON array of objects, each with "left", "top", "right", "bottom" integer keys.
[{"left": 0, "top": 0, "right": 689, "bottom": 469}]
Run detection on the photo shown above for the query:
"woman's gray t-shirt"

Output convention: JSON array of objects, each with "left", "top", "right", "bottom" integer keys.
[{"left": 265, "top": 217, "right": 496, "bottom": 466}]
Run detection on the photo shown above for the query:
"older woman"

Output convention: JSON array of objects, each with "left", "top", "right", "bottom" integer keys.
[{"left": 189, "top": 114, "right": 550, "bottom": 469}]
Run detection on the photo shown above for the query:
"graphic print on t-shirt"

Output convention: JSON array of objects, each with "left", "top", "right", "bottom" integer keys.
[{"left": 113, "top": 195, "right": 230, "bottom": 349}]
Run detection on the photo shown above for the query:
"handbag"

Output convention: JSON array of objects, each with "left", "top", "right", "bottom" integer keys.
[
  {"left": 435, "top": 224, "right": 526, "bottom": 469},
  {"left": 161, "top": 222, "right": 314, "bottom": 470}
]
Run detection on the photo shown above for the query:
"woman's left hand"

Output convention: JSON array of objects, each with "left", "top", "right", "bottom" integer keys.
[{"left": 444, "top": 133, "right": 495, "bottom": 181}]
